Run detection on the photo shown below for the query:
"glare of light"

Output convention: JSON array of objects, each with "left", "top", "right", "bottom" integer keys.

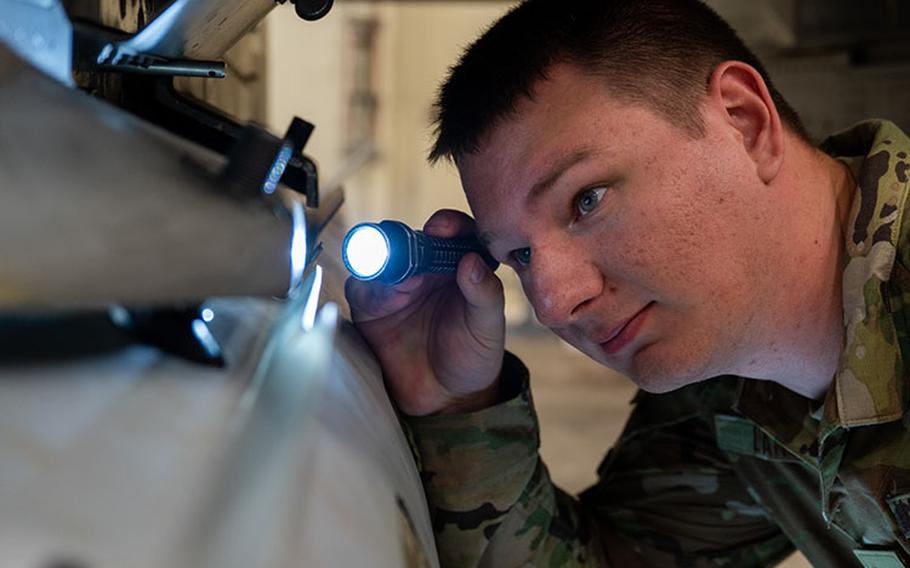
[
  {"left": 108, "top": 304, "right": 131, "bottom": 327},
  {"left": 344, "top": 225, "right": 389, "bottom": 279},
  {"left": 201, "top": 308, "right": 215, "bottom": 323},
  {"left": 301, "top": 265, "right": 324, "bottom": 332},
  {"left": 318, "top": 302, "right": 340, "bottom": 329},
  {"left": 124, "top": 0, "right": 189, "bottom": 53},
  {"left": 191, "top": 319, "right": 221, "bottom": 359},
  {"left": 289, "top": 198, "right": 308, "bottom": 292},
  {"left": 262, "top": 143, "right": 294, "bottom": 195}
]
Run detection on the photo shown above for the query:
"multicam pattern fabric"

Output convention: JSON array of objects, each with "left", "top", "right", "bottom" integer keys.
[{"left": 405, "top": 121, "right": 910, "bottom": 567}]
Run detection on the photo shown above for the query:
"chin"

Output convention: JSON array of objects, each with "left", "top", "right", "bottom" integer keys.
[
  {"left": 570, "top": 335, "right": 715, "bottom": 394},
  {"left": 624, "top": 346, "right": 714, "bottom": 394}
]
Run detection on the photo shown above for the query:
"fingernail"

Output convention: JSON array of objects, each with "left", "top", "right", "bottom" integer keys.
[
  {"left": 470, "top": 259, "right": 485, "bottom": 284},
  {"left": 424, "top": 220, "right": 448, "bottom": 233}
]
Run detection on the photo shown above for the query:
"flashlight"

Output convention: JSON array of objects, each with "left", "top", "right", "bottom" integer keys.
[{"left": 342, "top": 220, "right": 498, "bottom": 285}]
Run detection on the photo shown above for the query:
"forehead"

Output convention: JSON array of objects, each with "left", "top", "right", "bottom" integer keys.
[{"left": 456, "top": 64, "right": 671, "bottom": 226}]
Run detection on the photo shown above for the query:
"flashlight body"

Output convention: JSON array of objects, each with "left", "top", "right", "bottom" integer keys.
[
  {"left": 344, "top": 220, "right": 498, "bottom": 285},
  {"left": 412, "top": 231, "right": 491, "bottom": 275}
]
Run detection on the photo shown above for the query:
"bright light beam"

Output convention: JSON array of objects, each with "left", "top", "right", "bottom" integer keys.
[
  {"left": 343, "top": 225, "right": 390, "bottom": 279},
  {"left": 289, "top": 198, "right": 308, "bottom": 293},
  {"left": 191, "top": 319, "right": 221, "bottom": 359},
  {"left": 301, "top": 265, "right": 324, "bottom": 332}
]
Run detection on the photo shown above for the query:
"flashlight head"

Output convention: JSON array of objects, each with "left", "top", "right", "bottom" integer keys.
[
  {"left": 342, "top": 223, "right": 392, "bottom": 280},
  {"left": 343, "top": 219, "right": 496, "bottom": 285},
  {"left": 343, "top": 220, "right": 418, "bottom": 284}
]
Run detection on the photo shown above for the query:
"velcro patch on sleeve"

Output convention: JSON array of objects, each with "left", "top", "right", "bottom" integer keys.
[
  {"left": 887, "top": 493, "right": 910, "bottom": 540},
  {"left": 714, "top": 415, "right": 797, "bottom": 461},
  {"left": 853, "top": 549, "right": 907, "bottom": 568}
]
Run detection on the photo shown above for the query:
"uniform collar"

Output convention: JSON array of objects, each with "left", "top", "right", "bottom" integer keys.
[
  {"left": 734, "top": 121, "right": 910, "bottom": 453},
  {"left": 820, "top": 120, "right": 910, "bottom": 431}
]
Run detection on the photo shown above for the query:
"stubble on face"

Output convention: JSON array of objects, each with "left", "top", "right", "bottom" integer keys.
[{"left": 458, "top": 63, "right": 781, "bottom": 394}]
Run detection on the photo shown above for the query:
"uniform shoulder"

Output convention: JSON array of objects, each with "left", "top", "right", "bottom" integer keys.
[{"left": 621, "top": 376, "right": 741, "bottom": 440}]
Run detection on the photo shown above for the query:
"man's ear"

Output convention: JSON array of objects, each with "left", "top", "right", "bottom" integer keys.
[{"left": 707, "top": 61, "right": 784, "bottom": 184}]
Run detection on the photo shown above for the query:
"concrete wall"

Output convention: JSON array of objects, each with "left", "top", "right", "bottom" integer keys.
[
  {"left": 709, "top": 0, "right": 910, "bottom": 140},
  {"left": 266, "top": 1, "right": 514, "bottom": 227},
  {"left": 265, "top": 0, "right": 910, "bottom": 220}
]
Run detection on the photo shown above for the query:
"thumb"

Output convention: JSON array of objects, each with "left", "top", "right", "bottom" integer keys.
[
  {"left": 456, "top": 254, "right": 505, "bottom": 341},
  {"left": 457, "top": 253, "right": 502, "bottom": 306}
]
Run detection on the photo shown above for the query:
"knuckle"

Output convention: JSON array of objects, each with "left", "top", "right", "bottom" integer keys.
[{"left": 424, "top": 209, "right": 475, "bottom": 234}]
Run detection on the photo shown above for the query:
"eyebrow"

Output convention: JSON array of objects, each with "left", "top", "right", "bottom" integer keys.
[
  {"left": 477, "top": 230, "right": 496, "bottom": 248},
  {"left": 477, "top": 148, "right": 593, "bottom": 250},
  {"left": 526, "top": 148, "right": 593, "bottom": 205}
]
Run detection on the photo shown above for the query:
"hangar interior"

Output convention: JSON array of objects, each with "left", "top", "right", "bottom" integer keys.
[
  {"left": 268, "top": 5, "right": 910, "bottom": 568},
  {"left": 2, "top": 0, "right": 909, "bottom": 566}
]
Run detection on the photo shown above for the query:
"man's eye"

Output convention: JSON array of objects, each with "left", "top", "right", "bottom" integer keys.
[
  {"left": 510, "top": 247, "right": 532, "bottom": 267},
  {"left": 575, "top": 186, "right": 608, "bottom": 217}
]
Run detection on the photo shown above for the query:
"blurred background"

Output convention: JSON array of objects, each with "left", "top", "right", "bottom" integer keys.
[{"left": 198, "top": 2, "right": 910, "bottom": 565}]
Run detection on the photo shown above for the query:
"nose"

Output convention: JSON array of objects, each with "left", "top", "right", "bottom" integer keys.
[{"left": 524, "top": 242, "right": 603, "bottom": 329}]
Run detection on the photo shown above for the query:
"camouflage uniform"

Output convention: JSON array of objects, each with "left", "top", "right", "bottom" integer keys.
[{"left": 405, "top": 120, "right": 910, "bottom": 568}]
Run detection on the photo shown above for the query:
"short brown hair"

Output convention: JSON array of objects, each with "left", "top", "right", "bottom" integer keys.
[{"left": 429, "top": 0, "right": 807, "bottom": 163}]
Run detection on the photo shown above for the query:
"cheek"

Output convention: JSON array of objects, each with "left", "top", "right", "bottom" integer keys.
[
  {"left": 601, "top": 190, "right": 708, "bottom": 280},
  {"left": 517, "top": 271, "right": 547, "bottom": 317},
  {"left": 606, "top": 162, "right": 752, "bottom": 297}
]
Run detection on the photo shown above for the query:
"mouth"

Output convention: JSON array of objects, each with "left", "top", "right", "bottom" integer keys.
[{"left": 596, "top": 302, "right": 654, "bottom": 356}]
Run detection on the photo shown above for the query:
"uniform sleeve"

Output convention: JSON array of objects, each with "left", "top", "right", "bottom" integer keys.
[{"left": 404, "top": 356, "right": 795, "bottom": 567}]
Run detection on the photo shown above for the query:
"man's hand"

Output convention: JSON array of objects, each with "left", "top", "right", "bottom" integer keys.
[{"left": 345, "top": 209, "right": 506, "bottom": 417}]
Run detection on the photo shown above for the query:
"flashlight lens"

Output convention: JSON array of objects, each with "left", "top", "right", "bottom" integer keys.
[{"left": 345, "top": 225, "right": 390, "bottom": 279}]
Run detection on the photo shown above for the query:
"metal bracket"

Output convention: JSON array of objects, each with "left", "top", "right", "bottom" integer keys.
[
  {"left": 96, "top": 43, "right": 224, "bottom": 78},
  {"left": 290, "top": 0, "right": 335, "bottom": 21},
  {"left": 219, "top": 117, "right": 320, "bottom": 207},
  {"left": 221, "top": 125, "right": 294, "bottom": 199},
  {"left": 281, "top": 117, "right": 320, "bottom": 207}
]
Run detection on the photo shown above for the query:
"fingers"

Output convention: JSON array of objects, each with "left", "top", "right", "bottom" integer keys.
[
  {"left": 344, "top": 276, "right": 383, "bottom": 321},
  {"left": 423, "top": 209, "right": 477, "bottom": 239},
  {"left": 455, "top": 253, "right": 505, "bottom": 347},
  {"left": 345, "top": 275, "right": 427, "bottom": 322},
  {"left": 347, "top": 209, "right": 491, "bottom": 323},
  {"left": 422, "top": 209, "right": 498, "bottom": 310},
  {"left": 455, "top": 253, "right": 504, "bottom": 309}
]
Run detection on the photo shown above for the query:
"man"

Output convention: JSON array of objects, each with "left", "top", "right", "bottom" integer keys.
[{"left": 346, "top": 0, "right": 910, "bottom": 566}]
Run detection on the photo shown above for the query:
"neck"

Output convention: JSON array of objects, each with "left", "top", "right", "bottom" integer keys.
[{"left": 738, "top": 141, "right": 855, "bottom": 400}]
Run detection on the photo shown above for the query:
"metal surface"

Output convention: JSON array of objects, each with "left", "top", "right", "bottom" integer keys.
[
  {"left": 289, "top": 316, "right": 437, "bottom": 567},
  {"left": 0, "top": 1, "right": 434, "bottom": 565},
  {"left": 95, "top": 44, "right": 225, "bottom": 77},
  {"left": 0, "top": 287, "right": 437, "bottom": 566},
  {"left": 0, "top": 299, "right": 279, "bottom": 567},
  {"left": 0, "top": 0, "right": 73, "bottom": 85},
  {"left": 182, "top": 285, "right": 339, "bottom": 567},
  {"left": 62, "top": 0, "right": 174, "bottom": 34},
  {"left": 183, "top": 276, "right": 437, "bottom": 566},
  {"left": 117, "top": 0, "right": 277, "bottom": 61},
  {"left": 0, "top": 45, "right": 296, "bottom": 307},
  {"left": 69, "top": 0, "right": 277, "bottom": 81}
]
